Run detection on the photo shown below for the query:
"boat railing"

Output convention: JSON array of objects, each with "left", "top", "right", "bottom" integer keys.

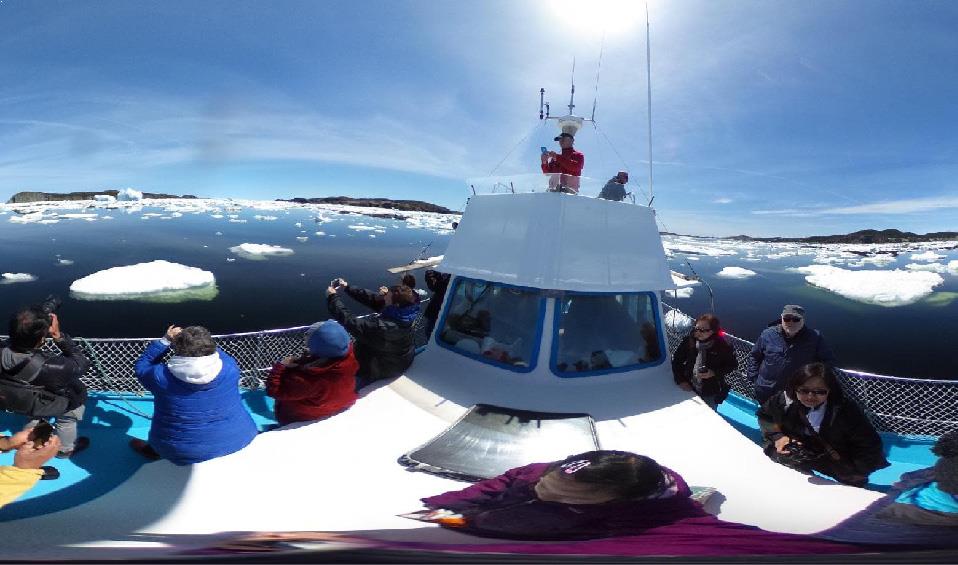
[
  {"left": 2, "top": 301, "right": 953, "bottom": 438},
  {"left": 466, "top": 173, "right": 638, "bottom": 202},
  {"left": 661, "top": 303, "right": 957, "bottom": 439}
]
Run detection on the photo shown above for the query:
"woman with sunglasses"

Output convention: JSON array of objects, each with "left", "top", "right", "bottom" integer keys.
[
  {"left": 757, "top": 362, "right": 888, "bottom": 487},
  {"left": 671, "top": 313, "right": 738, "bottom": 409}
]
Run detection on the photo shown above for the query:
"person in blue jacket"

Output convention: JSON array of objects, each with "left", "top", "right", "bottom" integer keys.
[
  {"left": 131, "top": 325, "right": 257, "bottom": 465},
  {"left": 748, "top": 305, "right": 836, "bottom": 404}
]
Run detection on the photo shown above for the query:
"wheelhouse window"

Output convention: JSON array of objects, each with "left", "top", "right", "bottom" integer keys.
[
  {"left": 552, "top": 292, "right": 664, "bottom": 376},
  {"left": 437, "top": 278, "right": 544, "bottom": 371}
]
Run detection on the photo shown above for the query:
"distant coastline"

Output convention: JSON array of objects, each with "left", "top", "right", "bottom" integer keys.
[
  {"left": 5, "top": 191, "right": 456, "bottom": 216},
  {"left": 662, "top": 228, "right": 958, "bottom": 245}
]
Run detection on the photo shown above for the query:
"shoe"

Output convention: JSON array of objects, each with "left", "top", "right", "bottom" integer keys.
[
  {"left": 40, "top": 466, "right": 60, "bottom": 480},
  {"left": 55, "top": 436, "right": 90, "bottom": 459},
  {"left": 129, "top": 438, "right": 161, "bottom": 461}
]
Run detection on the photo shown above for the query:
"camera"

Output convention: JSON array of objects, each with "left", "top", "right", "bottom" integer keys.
[
  {"left": 330, "top": 278, "right": 345, "bottom": 289},
  {"left": 34, "top": 295, "right": 62, "bottom": 322},
  {"left": 697, "top": 366, "right": 709, "bottom": 373}
]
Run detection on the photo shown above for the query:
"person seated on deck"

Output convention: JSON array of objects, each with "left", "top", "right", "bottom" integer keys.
[
  {"left": 327, "top": 280, "right": 419, "bottom": 387},
  {"left": 414, "top": 449, "right": 874, "bottom": 554},
  {"left": 597, "top": 171, "right": 630, "bottom": 202},
  {"left": 0, "top": 307, "right": 90, "bottom": 459},
  {"left": 541, "top": 132, "right": 584, "bottom": 194},
  {"left": 131, "top": 325, "right": 258, "bottom": 464},
  {"left": 0, "top": 430, "right": 61, "bottom": 508},
  {"left": 266, "top": 320, "right": 359, "bottom": 426},
  {"left": 671, "top": 313, "right": 738, "bottom": 410},
  {"left": 757, "top": 362, "right": 888, "bottom": 487}
]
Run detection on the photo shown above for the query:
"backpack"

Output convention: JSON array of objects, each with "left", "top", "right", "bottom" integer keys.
[{"left": 0, "top": 352, "right": 70, "bottom": 418}]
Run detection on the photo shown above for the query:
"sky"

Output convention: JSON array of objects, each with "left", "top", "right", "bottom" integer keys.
[{"left": 1, "top": 0, "right": 957, "bottom": 237}]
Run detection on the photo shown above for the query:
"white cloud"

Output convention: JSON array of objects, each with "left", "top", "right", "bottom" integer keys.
[
  {"left": 713, "top": 197, "right": 734, "bottom": 204},
  {"left": 820, "top": 196, "right": 958, "bottom": 215}
]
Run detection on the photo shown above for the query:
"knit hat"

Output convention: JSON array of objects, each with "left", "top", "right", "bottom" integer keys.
[
  {"left": 932, "top": 431, "right": 958, "bottom": 494},
  {"left": 305, "top": 320, "right": 350, "bottom": 358},
  {"left": 782, "top": 305, "right": 805, "bottom": 317}
]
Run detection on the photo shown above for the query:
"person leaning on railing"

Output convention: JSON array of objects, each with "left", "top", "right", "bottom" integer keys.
[
  {"left": 671, "top": 314, "right": 737, "bottom": 410},
  {"left": 757, "top": 362, "right": 889, "bottom": 487}
]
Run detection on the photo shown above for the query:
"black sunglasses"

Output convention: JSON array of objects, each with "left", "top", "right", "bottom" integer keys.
[
  {"left": 693, "top": 327, "right": 713, "bottom": 333},
  {"left": 782, "top": 315, "right": 803, "bottom": 322},
  {"left": 796, "top": 387, "right": 828, "bottom": 396}
]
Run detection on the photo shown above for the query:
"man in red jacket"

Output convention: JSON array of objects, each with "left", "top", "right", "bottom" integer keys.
[{"left": 541, "top": 132, "right": 585, "bottom": 194}]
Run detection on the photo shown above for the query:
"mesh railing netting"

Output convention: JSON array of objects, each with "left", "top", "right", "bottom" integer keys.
[
  {"left": 661, "top": 303, "right": 957, "bottom": 438},
  {"left": 4, "top": 301, "right": 954, "bottom": 438}
]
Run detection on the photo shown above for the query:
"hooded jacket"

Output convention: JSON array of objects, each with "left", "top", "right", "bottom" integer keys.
[
  {"left": 0, "top": 334, "right": 88, "bottom": 415},
  {"left": 266, "top": 345, "right": 359, "bottom": 425},
  {"left": 423, "top": 270, "right": 451, "bottom": 322},
  {"left": 327, "top": 292, "right": 417, "bottom": 383},
  {"left": 757, "top": 390, "right": 889, "bottom": 479},
  {"left": 671, "top": 332, "right": 738, "bottom": 403},
  {"left": 135, "top": 339, "right": 258, "bottom": 465}
]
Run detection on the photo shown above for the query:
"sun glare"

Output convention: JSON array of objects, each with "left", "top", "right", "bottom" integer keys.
[{"left": 549, "top": 0, "right": 645, "bottom": 37}]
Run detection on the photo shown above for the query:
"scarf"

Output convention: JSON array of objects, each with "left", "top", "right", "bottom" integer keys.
[{"left": 692, "top": 338, "right": 713, "bottom": 391}]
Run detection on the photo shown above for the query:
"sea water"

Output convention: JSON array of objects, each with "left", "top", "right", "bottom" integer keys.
[{"left": 0, "top": 200, "right": 956, "bottom": 380}]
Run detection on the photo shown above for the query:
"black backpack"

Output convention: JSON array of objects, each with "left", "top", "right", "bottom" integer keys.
[{"left": 0, "top": 352, "right": 70, "bottom": 418}]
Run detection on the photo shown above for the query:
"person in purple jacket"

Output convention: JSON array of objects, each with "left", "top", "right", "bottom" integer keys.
[{"left": 131, "top": 325, "right": 257, "bottom": 465}]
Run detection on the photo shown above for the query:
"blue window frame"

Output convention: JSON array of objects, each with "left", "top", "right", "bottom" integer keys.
[
  {"left": 550, "top": 291, "right": 667, "bottom": 378},
  {"left": 435, "top": 277, "right": 546, "bottom": 372}
]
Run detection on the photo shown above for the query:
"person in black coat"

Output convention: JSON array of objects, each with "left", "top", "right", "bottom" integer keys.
[
  {"left": 0, "top": 308, "right": 90, "bottom": 458},
  {"left": 326, "top": 280, "right": 419, "bottom": 387},
  {"left": 423, "top": 269, "right": 451, "bottom": 340},
  {"left": 757, "top": 362, "right": 888, "bottom": 487},
  {"left": 671, "top": 313, "right": 737, "bottom": 409}
]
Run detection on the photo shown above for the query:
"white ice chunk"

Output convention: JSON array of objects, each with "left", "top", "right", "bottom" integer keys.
[
  {"left": 348, "top": 225, "right": 379, "bottom": 232},
  {"left": 911, "top": 251, "right": 945, "bottom": 261},
  {"left": 716, "top": 266, "right": 757, "bottom": 279},
  {"left": 210, "top": 214, "right": 224, "bottom": 219},
  {"left": 94, "top": 194, "right": 116, "bottom": 202},
  {"left": 229, "top": 219, "right": 248, "bottom": 223},
  {"left": 315, "top": 231, "right": 326, "bottom": 236},
  {"left": 1, "top": 273, "right": 37, "bottom": 284},
  {"left": 663, "top": 309, "right": 694, "bottom": 332},
  {"left": 254, "top": 215, "right": 278, "bottom": 221},
  {"left": 665, "top": 287, "right": 694, "bottom": 299},
  {"left": 229, "top": 243, "right": 295, "bottom": 260},
  {"left": 294, "top": 222, "right": 302, "bottom": 228},
  {"left": 57, "top": 259, "right": 74, "bottom": 266},
  {"left": 905, "top": 262, "right": 948, "bottom": 273},
  {"left": 671, "top": 273, "right": 701, "bottom": 287},
  {"left": 69, "top": 260, "right": 216, "bottom": 301},
  {"left": 789, "top": 265, "right": 943, "bottom": 307},
  {"left": 296, "top": 236, "right": 308, "bottom": 242},
  {"left": 116, "top": 188, "right": 143, "bottom": 201},
  {"left": 215, "top": 231, "right": 223, "bottom": 236}
]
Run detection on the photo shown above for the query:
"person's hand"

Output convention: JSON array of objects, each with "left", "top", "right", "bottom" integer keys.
[
  {"left": 165, "top": 325, "right": 182, "bottom": 341},
  {"left": 326, "top": 285, "right": 337, "bottom": 297},
  {"left": 280, "top": 355, "right": 299, "bottom": 368},
  {"left": 774, "top": 436, "right": 793, "bottom": 454},
  {"left": 14, "top": 435, "right": 61, "bottom": 470},
  {"left": 378, "top": 286, "right": 388, "bottom": 295},
  {"left": 48, "top": 313, "right": 62, "bottom": 340},
  {"left": 0, "top": 426, "right": 33, "bottom": 451},
  {"left": 678, "top": 382, "right": 693, "bottom": 392},
  {"left": 699, "top": 369, "right": 716, "bottom": 380},
  {"left": 338, "top": 278, "right": 348, "bottom": 288},
  {"left": 540, "top": 152, "right": 549, "bottom": 164},
  {"left": 547, "top": 151, "right": 557, "bottom": 159}
]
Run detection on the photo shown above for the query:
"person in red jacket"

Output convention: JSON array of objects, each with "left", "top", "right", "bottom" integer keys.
[
  {"left": 266, "top": 320, "right": 359, "bottom": 426},
  {"left": 541, "top": 132, "right": 585, "bottom": 194}
]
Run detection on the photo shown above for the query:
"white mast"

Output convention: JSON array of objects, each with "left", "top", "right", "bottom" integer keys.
[{"left": 646, "top": 3, "right": 654, "bottom": 206}]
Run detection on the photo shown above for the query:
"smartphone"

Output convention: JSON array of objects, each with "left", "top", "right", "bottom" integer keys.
[
  {"left": 540, "top": 146, "right": 548, "bottom": 154},
  {"left": 32, "top": 420, "right": 55, "bottom": 448}
]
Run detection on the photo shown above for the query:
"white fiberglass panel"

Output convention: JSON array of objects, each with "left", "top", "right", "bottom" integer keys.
[{"left": 440, "top": 193, "right": 674, "bottom": 292}]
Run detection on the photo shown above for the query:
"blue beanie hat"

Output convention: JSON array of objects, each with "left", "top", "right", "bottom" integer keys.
[{"left": 306, "top": 320, "right": 350, "bottom": 358}]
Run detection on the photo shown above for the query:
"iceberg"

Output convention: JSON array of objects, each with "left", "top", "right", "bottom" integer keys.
[
  {"left": 116, "top": 188, "right": 143, "bottom": 201},
  {"left": 716, "top": 266, "right": 757, "bottom": 279},
  {"left": 229, "top": 243, "right": 295, "bottom": 260},
  {"left": 665, "top": 287, "right": 694, "bottom": 299},
  {"left": 69, "top": 260, "right": 217, "bottom": 302},
  {"left": 910, "top": 250, "right": 945, "bottom": 261},
  {"left": 790, "top": 264, "right": 943, "bottom": 307},
  {"left": 1, "top": 273, "right": 37, "bottom": 284},
  {"left": 663, "top": 309, "right": 693, "bottom": 332},
  {"left": 296, "top": 236, "right": 308, "bottom": 242}
]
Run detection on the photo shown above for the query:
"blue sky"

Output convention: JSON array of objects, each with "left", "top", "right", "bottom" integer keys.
[{"left": 2, "top": 0, "right": 957, "bottom": 237}]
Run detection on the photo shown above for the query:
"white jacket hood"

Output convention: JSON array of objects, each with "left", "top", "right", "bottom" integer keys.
[{"left": 167, "top": 352, "right": 223, "bottom": 385}]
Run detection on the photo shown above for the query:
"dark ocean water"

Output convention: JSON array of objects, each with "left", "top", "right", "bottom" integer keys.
[{"left": 0, "top": 202, "right": 955, "bottom": 380}]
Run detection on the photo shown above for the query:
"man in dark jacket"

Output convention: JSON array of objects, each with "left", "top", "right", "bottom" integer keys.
[
  {"left": 748, "top": 305, "right": 836, "bottom": 404},
  {"left": 423, "top": 269, "right": 451, "bottom": 340},
  {"left": 597, "top": 171, "right": 629, "bottom": 202},
  {"left": 327, "top": 280, "right": 419, "bottom": 387},
  {"left": 0, "top": 308, "right": 90, "bottom": 458}
]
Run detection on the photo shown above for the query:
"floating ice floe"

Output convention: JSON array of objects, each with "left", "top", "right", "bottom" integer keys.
[
  {"left": 716, "top": 266, "right": 757, "bottom": 279},
  {"left": 1, "top": 273, "right": 37, "bottom": 284},
  {"left": 911, "top": 250, "right": 945, "bottom": 262},
  {"left": 94, "top": 195, "right": 116, "bottom": 202},
  {"left": 254, "top": 215, "right": 278, "bottom": 221},
  {"left": 906, "top": 263, "right": 948, "bottom": 274},
  {"left": 296, "top": 236, "right": 308, "bottom": 242},
  {"left": 116, "top": 188, "right": 143, "bottom": 201},
  {"left": 57, "top": 259, "right": 74, "bottom": 266},
  {"left": 848, "top": 254, "right": 897, "bottom": 268},
  {"left": 348, "top": 224, "right": 380, "bottom": 232},
  {"left": 665, "top": 287, "right": 694, "bottom": 299},
  {"left": 228, "top": 243, "right": 295, "bottom": 260},
  {"left": 663, "top": 309, "right": 694, "bottom": 332},
  {"left": 789, "top": 265, "right": 943, "bottom": 307},
  {"left": 210, "top": 214, "right": 224, "bottom": 219},
  {"left": 294, "top": 222, "right": 302, "bottom": 228},
  {"left": 215, "top": 231, "right": 223, "bottom": 236},
  {"left": 229, "top": 219, "right": 248, "bottom": 223},
  {"left": 315, "top": 231, "right": 326, "bottom": 236},
  {"left": 70, "top": 260, "right": 217, "bottom": 302}
]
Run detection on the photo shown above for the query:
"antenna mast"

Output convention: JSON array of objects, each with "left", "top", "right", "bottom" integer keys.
[
  {"left": 645, "top": 3, "right": 654, "bottom": 206},
  {"left": 568, "top": 57, "right": 576, "bottom": 114}
]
